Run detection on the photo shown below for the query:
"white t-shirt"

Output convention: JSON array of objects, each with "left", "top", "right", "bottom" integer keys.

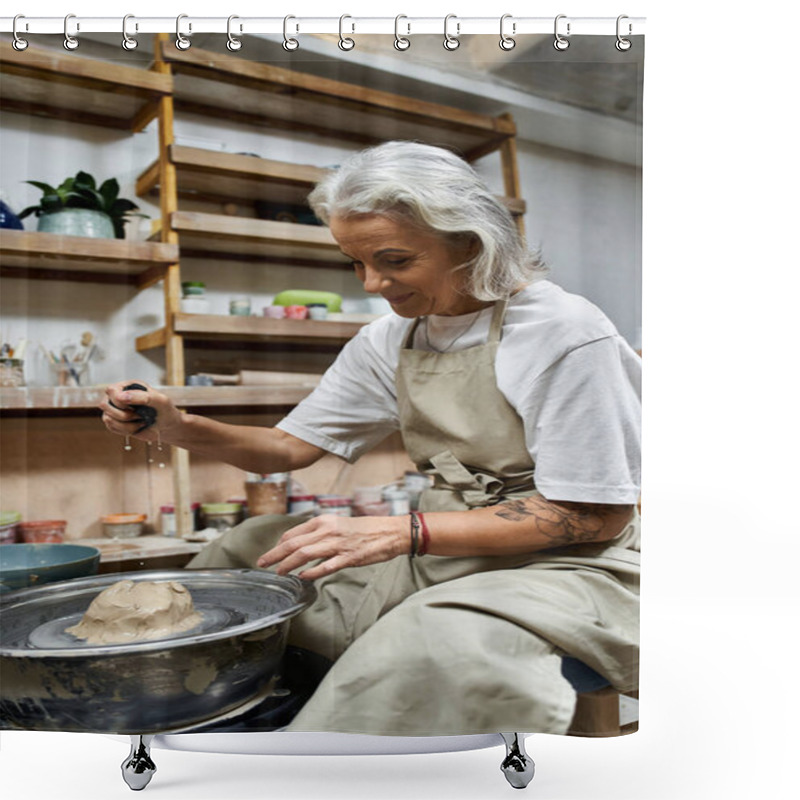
[{"left": 277, "top": 280, "right": 641, "bottom": 505}]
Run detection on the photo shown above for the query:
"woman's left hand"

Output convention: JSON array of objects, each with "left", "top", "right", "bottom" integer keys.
[{"left": 257, "top": 515, "right": 409, "bottom": 580}]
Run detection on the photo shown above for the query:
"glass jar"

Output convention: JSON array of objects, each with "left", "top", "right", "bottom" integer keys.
[{"left": 315, "top": 495, "right": 353, "bottom": 517}]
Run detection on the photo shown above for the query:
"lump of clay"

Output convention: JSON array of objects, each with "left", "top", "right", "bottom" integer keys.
[{"left": 66, "top": 579, "right": 202, "bottom": 645}]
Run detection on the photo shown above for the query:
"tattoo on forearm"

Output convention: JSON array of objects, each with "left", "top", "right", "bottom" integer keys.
[{"left": 494, "top": 498, "right": 606, "bottom": 545}]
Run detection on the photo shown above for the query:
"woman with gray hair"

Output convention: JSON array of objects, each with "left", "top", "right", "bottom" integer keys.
[{"left": 101, "top": 141, "right": 641, "bottom": 738}]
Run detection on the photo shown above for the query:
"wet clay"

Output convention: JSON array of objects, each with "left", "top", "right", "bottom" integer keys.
[{"left": 66, "top": 580, "right": 202, "bottom": 645}]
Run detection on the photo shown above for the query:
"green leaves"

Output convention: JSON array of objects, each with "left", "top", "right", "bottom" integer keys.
[{"left": 19, "top": 171, "right": 148, "bottom": 238}]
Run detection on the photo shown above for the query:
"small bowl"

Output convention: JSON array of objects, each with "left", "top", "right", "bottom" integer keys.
[
  {"left": 0, "top": 543, "right": 100, "bottom": 593},
  {"left": 102, "top": 513, "right": 146, "bottom": 539},
  {"left": 284, "top": 305, "right": 309, "bottom": 320},
  {"left": 263, "top": 306, "right": 285, "bottom": 319}
]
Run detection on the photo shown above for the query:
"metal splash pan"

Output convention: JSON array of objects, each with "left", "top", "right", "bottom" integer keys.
[{"left": 0, "top": 568, "right": 315, "bottom": 734}]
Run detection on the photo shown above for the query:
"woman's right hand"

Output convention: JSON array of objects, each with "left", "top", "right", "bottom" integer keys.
[{"left": 99, "top": 381, "right": 183, "bottom": 444}]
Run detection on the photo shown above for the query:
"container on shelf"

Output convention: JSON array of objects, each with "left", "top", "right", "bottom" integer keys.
[
  {"left": 19, "top": 520, "right": 67, "bottom": 543},
  {"left": 352, "top": 486, "right": 390, "bottom": 517},
  {"left": 186, "top": 374, "right": 214, "bottom": 386},
  {"left": 160, "top": 504, "right": 176, "bottom": 537},
  {"left": 226, "top": 497, "right": 249, "bottom": 519},
  {"left": 288, "top": 494, "right": 317, "bottom": 515},
  {"left": 315, "top": 495, "right": 353, "bottom": 517},
  {"left": 180, "top": 296, "right": 211, "bottom": 314},
  {"left": 101, "top": 513, "right": 146, "bottom": 539},
  {"left": 284, "top": 305, "right": 309, "bottom": 320},
  {"left": 263, "top": 306, "right": 285, "bottom": 319},
  {"left": 201, "top": 503, "right": 242, "bottom": 532},
  {"left": 181, "top": 281, "right": 207, "bottom": 296},
  {"left": 245, "top": 474, "right": 288, "bottom": 516},
  {"left": 229, "top": 297, "right": 251, "bottom": 316},
  {"left": 49, "top": 359, "right": 88, "bottom": 387},
  {"left": 382, "top": 486, "right": 411, "bottom": 516},
  {"left": 0, "top": 512, "right": 22, "bottom": 544},
  {"left": 307, "top": 303, "right": 328, "bottom": 321},
  {"left": 0, "top": 358, "right": 25, "bottom": 388},
  {"left": 404, "top": 471, "right": 433, "bottom": 511}
]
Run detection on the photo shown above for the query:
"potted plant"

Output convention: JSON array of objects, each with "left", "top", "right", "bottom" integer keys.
[{"left": 18, "top": 171, "right": 148, "bottom": 239}]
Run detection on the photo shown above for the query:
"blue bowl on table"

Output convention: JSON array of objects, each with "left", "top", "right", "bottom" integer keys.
[{"left": 0, "top": 543, "right": 101, "bottom": 594}]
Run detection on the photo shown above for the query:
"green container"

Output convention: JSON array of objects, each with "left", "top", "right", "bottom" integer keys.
[{"left": 272, "top": 290, "right": 342, "bottom": 312}]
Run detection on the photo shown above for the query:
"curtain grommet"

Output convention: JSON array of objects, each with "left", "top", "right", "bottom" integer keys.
[
  {"left": 63, "top": 13, "right": 79, "bottom": 51},
  {"left": 615, "top": 15, "right": 633, "bottom": 51},
  {"left": 499, "top": 14, "right": 516, "bottom": 51},
  {"left": 394, "top": 15, "right": 411, "bottom": 51},
  {"left": 175, "top": 14, "right": 191, "bottom": 50},
  {"left": 283, "top": 15, "right": 299, "bottom": 51},
  {"left": 121, "top": 14, "right": 138, "bottom": 51},
  {"left": 443, "top": 14, "right": 460, "bottom": 51},
  {"left": 226, "top": 15, "right": 243, "bottom": 51},
  {"left": 338, "top": 15, "right": 355, "bottom": 51},
  {"left": 553, "top": 14, "right": 570, "bottom": 51},
  {"left": 12, "top": 15, "right": 29, "bottom": 51}
]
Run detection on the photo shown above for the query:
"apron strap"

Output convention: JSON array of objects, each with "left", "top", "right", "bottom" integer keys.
[{"left": 402, "top": 297, "right": 511, "bottom": 351}]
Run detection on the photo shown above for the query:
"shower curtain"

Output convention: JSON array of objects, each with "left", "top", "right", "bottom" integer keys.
[{"left": 0, "top": 22, "right": 643, "bottom": 745}]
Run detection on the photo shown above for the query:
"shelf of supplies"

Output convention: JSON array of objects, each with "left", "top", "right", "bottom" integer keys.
[
  {"left": 137, "top": 145, "right": 527, "bottom": 219},
  {"left": 0, "top": 229, "right": 179, "bottom": 284},
  {"left": 160, "top": 43, "right": 516, "bottom": 161},
  {"left": 0, "top": 40, "right": 171, "bottom": 131},
  {"left": 165, "top": 210, "right": 349, "bottom": 267},
  {"left": 0, "top": 381, "right": 321, "bottom": 413},
  {"left": 137, "top": 313, "right": 376, "bottom": 352}
]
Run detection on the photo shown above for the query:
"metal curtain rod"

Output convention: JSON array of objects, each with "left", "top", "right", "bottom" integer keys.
[{"left": 0, "top": 15, "right": 646, "bottom": 37}]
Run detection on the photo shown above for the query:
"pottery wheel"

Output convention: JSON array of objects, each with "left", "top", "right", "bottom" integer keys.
[{"left": 26, "top": 605, "right": 240, "bottom": 650}]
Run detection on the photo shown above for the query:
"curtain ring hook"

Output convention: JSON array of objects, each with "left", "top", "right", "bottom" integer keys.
[
  {"left": 227, "top": 15, "right": 243, "bottom": 51},
  {"left": 283, "top": 15, "right": 299, "bottom": 51},
  {"left": 338, "top": 14, "right": 355, "bottom": 51},
  {"left": 175, "top": 14, "right": 191, "bottom": 50},
  {"left": 12, "top": 15, "right": 29, "bottom": 51},
  {"left": 394, "top": 15, "right": 410, "bottom": 51},
  {"left": 615, "top": 15, "right": 632, "bottom": 51},
  {"left": 553, "top": 14, "right": 570, "bottom": 51},
  {"left": 443, "top": 14, "right": 460, "bottom": 51},
  {"left": 499, "top": 14, "right": 516, "bottom": 51},
  {"left": 63, "top": 13, "right": 79, "bottom": 51},
  {"left": 122, "top": 14, "right": 138, "bottom": 51}
]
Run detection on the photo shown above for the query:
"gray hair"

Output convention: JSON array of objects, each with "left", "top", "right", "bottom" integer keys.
[{"left": 307, "top": 141, "right": 547, "bottom": 301}]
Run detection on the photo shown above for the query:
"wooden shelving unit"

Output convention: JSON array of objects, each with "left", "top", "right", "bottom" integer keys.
[{"left": 2, "top": 35, "right": 527, "bottom": 537}]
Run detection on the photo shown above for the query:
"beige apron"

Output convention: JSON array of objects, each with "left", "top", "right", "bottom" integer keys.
[{"left": 188, "top": 299, "right": 640, "bottom": 736}]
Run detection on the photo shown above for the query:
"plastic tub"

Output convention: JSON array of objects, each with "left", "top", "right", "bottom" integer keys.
[
  {"left": 0, "top": 511, "right": 22, "bottom": 544},
  {"left": 201, "top": 503, "right": 242, "bottom": 531},
  {"left": 102, "top": 513, "right": 146, "bottom": 539},
  {"left": 19, "top": 519, "right": 66, "bottom": 543}
]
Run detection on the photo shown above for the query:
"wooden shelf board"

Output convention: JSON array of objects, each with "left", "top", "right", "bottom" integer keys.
[
  {"left": 136, "top": 313, "right": 373, "bottom": 351},
  {"left": 0, "top": 383, "right": 319, "bottom": 412},
  {"left": 137, "top": 145, "right": 526, "bottom": 218},
  {"left": 0, "top": 229, "right": 178, "bottom": 278},
  {"left": 0, "top": 40, "right": 171, "bottom": 131},
  {"left": 169, "top": 211, "right": 347, "bottom": 264},
  {"left": 161, "top": 43, "right": 514, "bottom": 160}
]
